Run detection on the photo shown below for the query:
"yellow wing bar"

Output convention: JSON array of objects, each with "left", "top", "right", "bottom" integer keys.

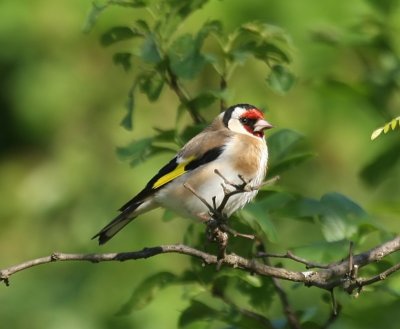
[{"left": 152, "top": 156, "right": 195, "bottom": 189}]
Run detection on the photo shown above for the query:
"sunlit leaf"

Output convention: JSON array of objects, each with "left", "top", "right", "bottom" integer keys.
[
  {"left": 371, "top": 127, "right": 384, "bottom": 140},
  {"left": 371, "top": 116, "right": 400, "bottom": 140}
]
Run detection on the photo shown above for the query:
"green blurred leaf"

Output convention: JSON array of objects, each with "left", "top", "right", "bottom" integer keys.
[
  {"left": 186, "top": 92, "right": 218, "bottom": 111},
  {"left": 318, "top": 192, "right": 373, "bottom": 242},
  {"left": 169, "top": 34, "right": 206, "bottom": 79},
  {"left": 116, "top": 138, "right": 152, "bottom": 163},
  {"left": 168, "top": 0, "right": 210, "bottom": 19},
  {"left": 266, "top": 64, "right": 296, "bottom": 94},
  {"left": 179, "top": 300, "right": 218, "bottom": 328},
  {"left": 82, "top": 1, "right": 108, "bottom": 33},
  {"left": 168, "top": 21, "right": 219, "bottom": 79},
  {"left": 234, "top": 22, "right": 293, "bottom": 63},
  {"left": 117, "top": 271, "right": 178, "bottom": 315},
  {"left": 100, "top": 26, "right": 142, "bottom": 46},
  {"left": 141, "top": 34, "right": 162, "bottom": 64},
  {"left": 113, "top": 52, "right": 132, "bottom": 71},
  {"left": 360, "top": 140, "right": 400, "bottom": 186},
  {"left": 268, "top": 129, "right": 314, "bottom": 176},
  {"left": 241, "top": 205, "right": 278, "bottom": 243},
  {"left": 138, "top": 71, "right": 164, "bottom": 101},
  {"left": 120, "top": 83, "right": 136, "bottom": 130}
]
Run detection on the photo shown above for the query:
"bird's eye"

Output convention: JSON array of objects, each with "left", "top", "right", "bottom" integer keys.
[{"left": 240, "top": 117, "right": 250, "bottom": 125}]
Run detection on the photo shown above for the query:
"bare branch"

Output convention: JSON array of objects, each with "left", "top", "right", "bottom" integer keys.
[{"left": 1, "top": 237, "right": 399, "bottom": 291}]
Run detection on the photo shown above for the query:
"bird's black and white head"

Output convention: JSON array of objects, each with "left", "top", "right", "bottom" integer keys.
[{"left": 222, "top": 104, "right": 273, "bottom": 138}]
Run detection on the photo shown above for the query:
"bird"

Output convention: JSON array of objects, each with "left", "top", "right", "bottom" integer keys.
[{"left": 93, "top": 103, "right": 273, "bottom": 245}]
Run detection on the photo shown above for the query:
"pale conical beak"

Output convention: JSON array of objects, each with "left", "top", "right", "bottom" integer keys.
[{"left": 254, "top": 119, "right": 273, "bottom": 132}]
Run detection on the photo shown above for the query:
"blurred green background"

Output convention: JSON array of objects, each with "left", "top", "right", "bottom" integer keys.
[{"left": 1, "top": 0, "right": 400, "bottom": 328}]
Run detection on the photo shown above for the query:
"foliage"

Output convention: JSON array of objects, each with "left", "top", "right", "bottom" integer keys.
[
  {"left": 1, "top": 0, "right": 400, "bottom": 329},
  {"left": 80, "top": 1, "right": 400, "bottom": 328},
  {"left": 86, "top": 0, "right": 295, "bottom": 129},
  {"left": 371, "top": 116, "right": 400, "bottom": 140}
]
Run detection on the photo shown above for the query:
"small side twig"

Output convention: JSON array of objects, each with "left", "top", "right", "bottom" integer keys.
[{"left": 257, "top": 251, "right": 329, "bottom": 269}]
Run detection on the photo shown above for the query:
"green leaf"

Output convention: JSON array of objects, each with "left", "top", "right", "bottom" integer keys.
[
  {"left": 269, "top": 152, "right": 315, "bottom": 177},
  {"left": 266, "top": 64, "right": 296, "bottom": 94},
  {"left": 100, "top": 26, "right": 142, "bottom": 46},
  {"left": 141, "top": 34, "right": 162, "bottom": 64},
  {"left": 169, "top": 34, "right": 206, "bottom": 79},
  {"left": 82, "top": 1, "right": 108, "bottom": 33},
  {"left": 268, "top": 129, "right": 314, "bottom": 175},
  {"left": 116, "top": 138, "right": 152, "bottom": 163},
  {"left": 113, "top": 52, "right": 132, "bottom": 71},
  {"left": 186, "top": 92, "right": 218, "bottom": 112},
  {"left": 168, "top": 21, "right": 218, "bottom": 79},
  {"left": 241, "top": 206, "right": 278, "bottom": 243},
  {"left": 169, "top": 0, "right": 210, "bottom": 19},
  {"left": 117, "top": 272, "right": 178, "bottom": 315},
  {"left": 138, "top": 71, "right": 164, "bottom": 101},
  {"left": 371, "top": 116, "right": 400, "bottom": 140},
  {"left": 120, "top": 83, "right": 136, "bottom": 130},
  {"left": 360, "top": 140, "right": 400, "bottom": 186},
  {"left": 318, "top": 192, "right": 372, "bottom": 242},
  {"left": 178, "top": 300, "right": 218, "bottom": 328},
  {"left": 234, "top": 22, "right": 293, "bottom": 64}
]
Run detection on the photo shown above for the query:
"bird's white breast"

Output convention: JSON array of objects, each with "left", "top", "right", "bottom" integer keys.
[{"left": 155, "top": 135, "right": 268, "bottom": 220}]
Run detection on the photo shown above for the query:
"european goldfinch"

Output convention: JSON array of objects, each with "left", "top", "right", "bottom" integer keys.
[{"left": 93, "top": 104, "right": 272, "bottom": 244}]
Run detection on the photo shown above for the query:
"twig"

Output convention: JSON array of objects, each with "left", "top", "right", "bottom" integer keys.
[
  {"left": 257, "top": 242, "right": 301, "bottom": 329},
  {"left": 165, "top": 65, "right": 204, "bottom": 124},
  {"left": 257, "top": 251, "right": 329, "bottom": 269}
]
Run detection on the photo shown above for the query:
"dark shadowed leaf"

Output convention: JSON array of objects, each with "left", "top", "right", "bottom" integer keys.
[
  {"left": 113, "top": 52, "right": 132, "bottom": 71},
  {"left": 268, "top": 129, "right": 314, "bottom": 176},
  {"left": 120, "top": 84, "right": 136, "bottom": 130},
  {"left": 186, "top": 92, "right": 218, "bottom": 112},
  {"left": 117, "top": 272, "right": 178, "bottom": 315},
  {"left": 178, "top": 300, "right": 218, "bottom": 328},
  {"left": 141, "top": 34, "right": 162, "bottom": 63},
  {"left": 266, "top": 64, "right": 296, "bottom": 94},
  {"left": 360, "top": 140, "right": 400, "bottom": 186},
  {"left": 100, "top": 26, "right": 142, "bottom": 46},
  {"left": 138, "top": 71, "right": 164, "bottom": 101}
]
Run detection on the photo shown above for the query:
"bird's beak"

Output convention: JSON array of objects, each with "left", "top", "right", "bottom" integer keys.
[{"left": 254, "top": 119, "right": 273, "bottom": 132}]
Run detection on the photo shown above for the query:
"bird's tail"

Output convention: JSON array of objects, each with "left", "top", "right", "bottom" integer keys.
[{"left": 92, "top": 208, "right": 137, "bottom": 245}]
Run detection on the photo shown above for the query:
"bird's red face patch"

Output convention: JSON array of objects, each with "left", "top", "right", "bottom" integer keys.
[{"left": 239, "top": 109, "right": 266, "bottom": 138}]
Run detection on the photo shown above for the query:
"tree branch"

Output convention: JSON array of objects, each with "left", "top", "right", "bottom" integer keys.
[{"left": 2, "top": 237, "right": 400, "bottom": 290}]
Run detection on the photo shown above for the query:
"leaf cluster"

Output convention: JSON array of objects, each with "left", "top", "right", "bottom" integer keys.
[{"left": 84, "top": 1, "right": 399, "bottom": 328}]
